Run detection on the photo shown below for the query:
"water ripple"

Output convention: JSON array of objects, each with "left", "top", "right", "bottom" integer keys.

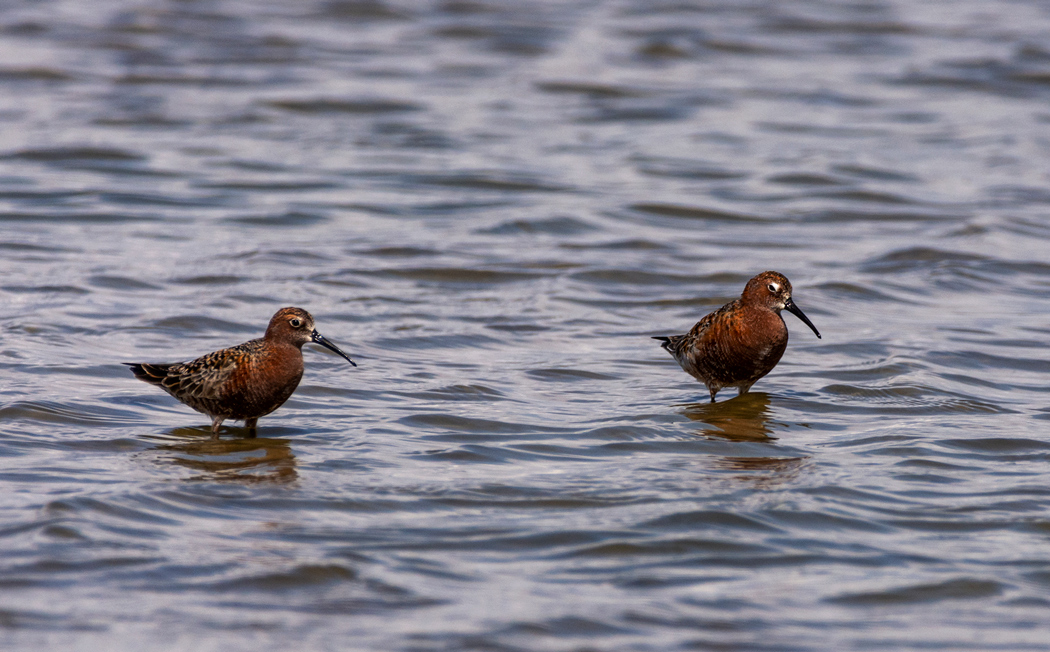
[{"left": 1, "top": 0, "right": 1049, "bottom": 649}]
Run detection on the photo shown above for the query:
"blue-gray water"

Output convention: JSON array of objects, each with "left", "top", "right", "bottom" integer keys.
[{"left": 3, "top": 0, "right": 1050, "bottom": 649}]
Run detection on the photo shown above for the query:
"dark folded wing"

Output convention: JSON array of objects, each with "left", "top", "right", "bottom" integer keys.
[
  {"left": 161, "top": 350, "right": 241, "bottom": 400},
  {"left": 653, "top": 300, "right": 736, "bottom": 358},
  {"left": 126, "top": 346, "right": 244, "bottom": 402}
]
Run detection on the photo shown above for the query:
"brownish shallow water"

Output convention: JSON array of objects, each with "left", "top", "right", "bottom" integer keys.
[{"left": 3, "top": 1, "right": 1050, "bottom": 650}]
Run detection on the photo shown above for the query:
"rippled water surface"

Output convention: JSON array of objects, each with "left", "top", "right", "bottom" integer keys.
[{"left": 4, "top": 0, "right": 1050, "bottom": 649}]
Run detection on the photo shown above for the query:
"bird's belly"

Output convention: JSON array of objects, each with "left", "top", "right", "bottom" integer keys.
[{"left": 681, "top": 339, "right": 785, "bottom": 386}]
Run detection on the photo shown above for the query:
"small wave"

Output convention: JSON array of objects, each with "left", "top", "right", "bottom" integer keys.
[
  {"left": 207, "top": 564, "right": 357, "bottom": 592},
  {"left": 827, "top": 578, "right": 1003, "bottom": 606},
  {"left": 629, "top": 202, "right": 765, "bottom": 222},
  {"left": 375, "top": 267, "right": 543, "bottom": 284},
  {"left": 399, "top": 413, "right": 549, "bottom": 436},
  {"left": 816, "top": 384, "right": 1010, "bottom": 414},
  {"left": 0, "top": 400, "right": 142, "bottom": 426},
  {"left": 392, "top": 384, "right": 506, "bottom": 401},
  {"left": 526, "top": 368, "right": 617, "bottom": 382},
  {"left": 3, "top": 146, "right": 144, "bottom": 162},
  {"left": 264, "top": 98, "right": 423, "bottom": 114}
]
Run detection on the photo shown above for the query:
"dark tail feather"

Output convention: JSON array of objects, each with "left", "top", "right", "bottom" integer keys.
[
  {"left": 124, "top": 362, "right": 172, "bottom": 386},
  {"left": 652, "top": 336, "right": 673, "bottom": 352}
]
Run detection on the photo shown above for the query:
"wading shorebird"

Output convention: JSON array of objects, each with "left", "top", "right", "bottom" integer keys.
[
  {"left": 654, "top": 271, "right": 820, "bottom": 402},
  {"left": 126, "top": 307, "right": 356, "bottom": 436}
]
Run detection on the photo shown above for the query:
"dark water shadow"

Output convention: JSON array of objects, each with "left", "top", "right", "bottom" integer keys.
[
  {"left": 141, "top": 428, "right": 297, "bottom": 484},
  {"left": 681, "top": 392, "right": 779, "bottom": 441}
]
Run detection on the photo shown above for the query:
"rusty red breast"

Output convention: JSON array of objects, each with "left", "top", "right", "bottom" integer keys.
[
  {"left": 126, "top": 307, "right": 356, "bottom": 436},
  {"left": 654, "top": 271, "right": 820, "bottom": 402}
]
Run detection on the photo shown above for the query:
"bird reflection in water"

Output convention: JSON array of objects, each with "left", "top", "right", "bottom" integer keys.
[
  {"left": 143, "top": 428, "right": 297, "bottom": 484},
  {"left": 682, "top": 392, "right": 779, "bottom": 441},
  {"left": 682, "top": 392, "right": 809, "bottom": 485}
]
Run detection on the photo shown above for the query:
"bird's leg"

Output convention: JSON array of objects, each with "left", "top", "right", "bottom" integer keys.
[
  {"left": 708, "top": 386, "right": 718, "bottom": 403},
  {"left": 245, "top": 418, "right": 258, "bottom": 438},
  {"left": 211, "top": 416, "right": 224, "bottom": 439}
]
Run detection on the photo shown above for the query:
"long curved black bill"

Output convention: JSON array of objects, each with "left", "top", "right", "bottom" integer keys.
[
  {"left": 784, "top": 298, "right": 821, "bottom": 339},
  {"left": 311, "top": 330, "right": 358, "bottom": 366}
]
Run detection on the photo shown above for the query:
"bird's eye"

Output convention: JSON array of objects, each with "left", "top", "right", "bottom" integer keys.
[
  {"left": 767, "top": 283, "right": 779, "bottom": 293},
  {"left": 290, "top": 318, "right": 302, "bottom": 328}
]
